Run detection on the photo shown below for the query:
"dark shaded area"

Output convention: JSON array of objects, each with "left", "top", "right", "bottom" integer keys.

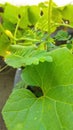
[
  {"left": 0, "top": 7, "right": 4, "bottom": 13},
  {"left": 51, "top": 26, "right": 73, "bottom": 46},
  {"left": 18, "top": 14, "right": 21, "bottom": 19},
  {"left": 28, "top": 25, "right": 34, "bottom": 29},
  {"left": 27, "top": 86, "right": 43, "bottom": 97},
  {"left": 0, "top": 57, "right": 16, "bottom": 130},
  {"left": 40, "top": 10, "right": 44, "bottom": 16},
  {"left": 0, "top": 16, "right": 3, "bottom": 24}
]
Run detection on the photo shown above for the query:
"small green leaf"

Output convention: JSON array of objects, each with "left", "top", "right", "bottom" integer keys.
[
  {"left": 5, "top": 45, "right": 53, "bottom": 68},
  {"left": 54, "top": 30, "right": 71, "bottom": 41}
]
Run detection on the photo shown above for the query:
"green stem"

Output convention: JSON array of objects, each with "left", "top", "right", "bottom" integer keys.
[
  {"left": 14, "top": 18, "right": 20, "bottom": 44},
  {"left": 48, "top": 0, "right": 52, "bottom": 35},
  {"left": 56, "top": 23, "right": 73, "bottom": 29},
  {"left": 0, "top": 23, "right": 5, "bottom": 33},
  {"left": 51, "top": 22, "right": 73, "bottom": 29},
  {"left": 16, "top": 37, "right": 43, "bottom": 42}
]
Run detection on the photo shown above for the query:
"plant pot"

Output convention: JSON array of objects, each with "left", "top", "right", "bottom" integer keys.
[{"left": 0, "top": 56, "right": 16, "bottom": 130}]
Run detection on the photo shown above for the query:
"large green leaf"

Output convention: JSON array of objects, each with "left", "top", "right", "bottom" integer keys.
[
  {"left": 2, "top": 47, "right": 73, "bottom": 130},
  {"left": 22, "top": 47, "right": 73, "bottom": 89}
]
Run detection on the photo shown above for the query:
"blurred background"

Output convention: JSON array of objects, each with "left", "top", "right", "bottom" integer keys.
[{"left": 0, "top": 0, "right": 73, "bottom": 6}]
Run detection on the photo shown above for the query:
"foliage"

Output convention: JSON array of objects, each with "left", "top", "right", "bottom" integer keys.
[
  {"left": 54, "top": 30, "right": 71, "bottom": 41},
  {"left": 61, "top": 4, "right": 73, "bottom": 26},
  {"left": 2, "top": 47, "right": 73, "bottom": 130},
  {"left": 0, "top": 2, "right": 73, "bottom": 57},
  {"left": 1, "top": 0, "right": 73, "bottom": 130},
  {"left": 5, "top": 45, "right": 52, "bottom": 68}
]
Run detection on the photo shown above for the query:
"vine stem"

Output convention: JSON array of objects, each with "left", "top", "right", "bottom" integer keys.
[
  {"left": 0, "top": 23, "right": 5, "bottom": 33},
  {"left": 45, "top": 0, "right": 53, "bottom": 50},
  {"left": 14, "top": 18, "right": 20, "bottom": 44},
  {"left": 16, "top": 37, "right": 43, "bottom": 42},
  {"left": 52, "top": 22, "right": 73, "bottom": 29},
  {"left": 48, "top": 0, "right": 52, "bottom": 36}
]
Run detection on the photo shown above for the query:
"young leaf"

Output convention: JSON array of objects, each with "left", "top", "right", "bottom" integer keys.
[
  {"left": 2, "top": 47, "right": 73, "bottom": 130},
  {"left": 5, "top": 45, "right": 53, "bottom": 68},
  {"left": 54, "top": 30, "right": 71, "bottom": 41}
]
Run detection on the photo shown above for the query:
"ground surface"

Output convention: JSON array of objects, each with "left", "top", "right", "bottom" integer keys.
[{"left": 0, "top": 68, "right": 16, "bottom": 130}]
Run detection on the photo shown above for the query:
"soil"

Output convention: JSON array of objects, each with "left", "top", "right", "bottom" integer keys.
[{"left": 0, "top": 67, "right": 16, "bottom": 130}]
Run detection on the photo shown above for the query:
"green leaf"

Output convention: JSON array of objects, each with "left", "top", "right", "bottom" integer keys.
[
  {"left": 21, "top": 47, "right": 73, "bottom": 89},
  {"left": 36, "top": 4, "right": 62, "bottom": 33},
  {"left": 4, "top": 3, "right": 19, "bottom": 24},
  {"left": 5, "top": 45, "right": 53, "bottom": 68},
  {"left": 18, "top": 6, "right": 30, "bottom": 28},
  {"left": 4, "top": 3, "right": 29, "bottom": 29},
  {"left": 36, "top": 7, "right": 48, "bottom": 32},
  {"left": 2, "top": 47, "right": 73, "bottom": 130},
  {"left": 54, "top": 30, "right": 71, "bottom": 41},
  {"left": 28, "top": 6, "right": 40, "bottom": 25},
  {"left": 62, "top": 4, "right": 73, "bottom": 26}
]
